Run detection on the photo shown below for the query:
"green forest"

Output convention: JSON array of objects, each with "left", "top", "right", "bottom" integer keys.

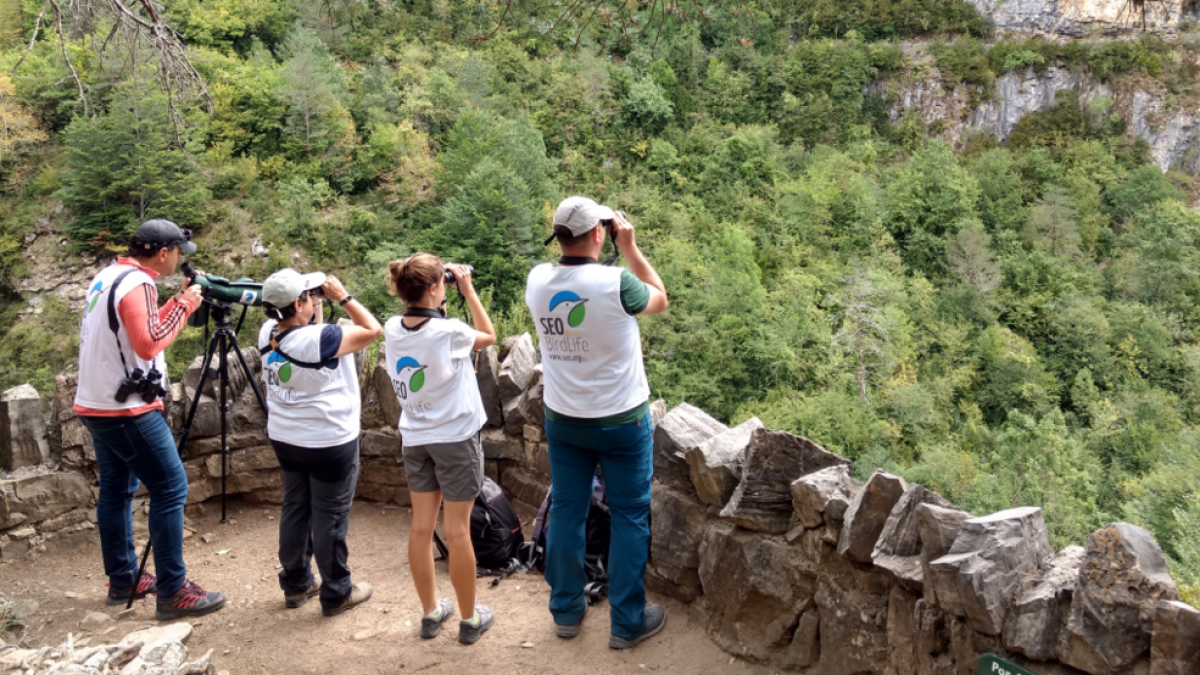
[{"left": 1, "top": 0, "right": 1199, "bottom": 600}]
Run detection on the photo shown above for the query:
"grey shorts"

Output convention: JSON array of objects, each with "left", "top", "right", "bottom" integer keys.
[{"left": 403, "top": 434, "right": 484, "bottom": 502}]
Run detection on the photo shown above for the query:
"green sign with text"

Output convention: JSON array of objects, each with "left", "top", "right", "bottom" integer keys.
[{"left": 978, "top": 654, "right": 1039, "bottom": 675}]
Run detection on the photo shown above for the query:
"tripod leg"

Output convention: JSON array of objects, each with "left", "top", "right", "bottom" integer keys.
[
  {"left": 127, "top": 539, "right": 153, "bottom": 610},
  {"left": 226, "top": 332, "right": 268, "bottom": 417},
  {"left": 176, "top": 335, "right": 222, "bottom": 453},
  {"left": 218, "top": 332, "right": 231, "bottom": 524}
]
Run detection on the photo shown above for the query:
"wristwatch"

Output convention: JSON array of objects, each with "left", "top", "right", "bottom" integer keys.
[{"left": 339, "top": 295, "right": 355, "bottom": 307}]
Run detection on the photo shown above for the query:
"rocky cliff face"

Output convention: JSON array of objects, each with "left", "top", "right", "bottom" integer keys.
[
  {"left": 971, "top": 0, "right": 1200, "bottom": 37},
  {"left": 877, "top": 48, "right": 1200, "bottom": 178}
]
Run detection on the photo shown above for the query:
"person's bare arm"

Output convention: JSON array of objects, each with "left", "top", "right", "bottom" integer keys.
[
  {"left": 448, "top": 264, "right": 496, "bottom": 350},
  {"left": 612, "top": 213, "right": 668, "bottom": 316},
  {"left": 321, "top": 276, "right": 383, "bottom": 357}
]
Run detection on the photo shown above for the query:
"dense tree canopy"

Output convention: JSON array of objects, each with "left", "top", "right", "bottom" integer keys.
[{"left": 1, "top": 0, "right": 1199, "bottom": 603}]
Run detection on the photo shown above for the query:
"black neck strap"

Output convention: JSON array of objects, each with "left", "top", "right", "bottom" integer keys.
[
  {"left": 558, "top": 256, "right": 599, "bottom": 265},
  {"left": 402, "top": 306, "right": 444, "bottom": 332}
]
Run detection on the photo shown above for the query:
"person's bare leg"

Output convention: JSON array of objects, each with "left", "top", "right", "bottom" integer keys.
[
  {"left": 408, "top": 490, "right": 442, "bottom": 615},
  {"left": 442, "top": 499, "right": 477, "bottom": 618}
]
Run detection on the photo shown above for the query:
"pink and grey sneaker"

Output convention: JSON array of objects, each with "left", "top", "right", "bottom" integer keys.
[
  {"left": 105, "top": 571, "right": 157, "bottom": 606},
  {"left": 155, "top": 580, "right": 227, "bottom": 620}
]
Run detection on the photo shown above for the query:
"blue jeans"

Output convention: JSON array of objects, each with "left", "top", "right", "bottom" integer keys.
[
  {"left": 545, "top": 412, "right": 653, "bottom": 641},
  {"left": 81, "top": 412, "right": 188, "bottom": 597}
]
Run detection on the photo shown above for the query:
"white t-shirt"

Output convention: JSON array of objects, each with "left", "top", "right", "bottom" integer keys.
[
  {"left": 383, "top": 316, "right": 486, "bottom": 446},
  {"left": 257, "top": 320, "right": 361, "bottom": 448},
  {"left": 525, "top": 263, "right": 650, "bottom": 418}
]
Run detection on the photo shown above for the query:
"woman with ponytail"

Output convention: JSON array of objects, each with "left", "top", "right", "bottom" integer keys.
[
  {"left": 257, "top": 269, "right": 382, "bottom": 617},
  {"left": 383, "top": 253, "right": 497, "bottom": 644}
]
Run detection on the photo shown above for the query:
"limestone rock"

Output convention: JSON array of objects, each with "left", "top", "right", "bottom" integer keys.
[
  {"left": 0, "top": 471, "right": 93, "bottom": 527},
  {"left": 498, "top": 332, "right": 535, "bottom": 406},
  {"left": 837, "top": 470, "right": 907, "bottom": 564},
  {"left": 784, "top": 609, "right": 820, "bottom": 669},
  {"left": 916, "top": 503, "right": 974, "bottom": 606},
  {"left": 1061, "top": 523, "right": 1179, "bottom": 675},
  {"left": 0, "top": 384, "right": 50, "bottom": 470},
  {"left": 1151, "top": 600, "right": 1200, "bottom": 675},
  {"left": 872, "top": 484, "right": 952, "bottom": 588},
  {"left": 649, "top": 399, "right": 667, "bottom": 427},
  {"left": 684, "top": 417, "right": 763, "bottom": 507},
  {"left": 504, "top": 364, "right": 543, "bottom": 436},
  {"left": 55, "top": 373, "right": 78, "bottom": 422},
  {"left": 791, "top": 464, "right": 860, "bottom": 529},
  {"left": 720, "top": 429, "right": 849, "bottom": 533},
  {"left": 653, "top": 403, "right": 728, "bottom": 494},
  {"left": 1003, "top": 545, "right": 1086, "bottom": 661},
  {"left": 499, "top": 466, "right": 548, "bottom": 508},
  {"left": 649, "top": 484, "right": 708, "bottom": 602},
  {"left": 815, "top": 568, "right": 890, "bottom": 674},
  {"left": 698, "top": 524, "right": 818, "bottom": 660},
  {"left": 481, "top": 427, "right": 523, "bottom": 461},
  {"left": 359, "top": 430, "right": 401, "bottom": 459},
  {"left": 205, "top": 445, "right": 279, "bottom": 476},
  {"left": 927, "top": 506, "right": 1054, "bottom": 636},
  {"left": 180, "top": 388, "right": 220, "bottom": 439},
  {"left": 371, "top": 363, "right": 401, "bottom": 430},
  {"left": 475, "top": 345, "right": 503, "bottom": 428}
]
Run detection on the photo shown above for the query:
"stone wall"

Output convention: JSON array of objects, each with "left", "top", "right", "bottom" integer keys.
[{"left": 2, "top": 332, "right": 1198, "bottom": 674}]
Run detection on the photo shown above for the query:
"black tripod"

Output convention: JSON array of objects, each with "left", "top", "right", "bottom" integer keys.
[{"left": 127, "top": 299, "right": 267, "bottom": 609}]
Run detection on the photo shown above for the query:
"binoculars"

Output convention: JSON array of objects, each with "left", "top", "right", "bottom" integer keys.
[
  {"left": 115, "top": 367, "right": 166, "bottom": 404},
  {"left": 444, "top": 265, "right": 474, "bottom": 285}
]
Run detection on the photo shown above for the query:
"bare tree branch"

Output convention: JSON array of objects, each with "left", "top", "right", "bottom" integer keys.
[
  {"left": 8, "top": 1, "right": 49, "bottom": 78},
  {"left": 48, "top": 0, "right": 89, "bottom": 115}
]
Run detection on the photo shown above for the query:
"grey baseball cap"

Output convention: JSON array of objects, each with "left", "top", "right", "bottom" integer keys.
[
  {"left": 134, "top": 219, "right": 196, "bottom": 254},
  {"left": 262, "top": 268, "right": 327, "bottom": 308},
  {"left": 553, "top": 196, "right": 615, "bottom": 237}
]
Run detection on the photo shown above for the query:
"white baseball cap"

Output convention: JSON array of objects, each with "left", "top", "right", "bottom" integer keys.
[
  {"left": 261, "top": 268, "right": 326, "bottom": 308},
  {"left": 553, "top": 196, "right": 615, "bottom": 237}
]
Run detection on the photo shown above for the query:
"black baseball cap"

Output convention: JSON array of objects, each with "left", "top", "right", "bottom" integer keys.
[{"left": 133, "top": 219, "right": 196, "bottom": 254}]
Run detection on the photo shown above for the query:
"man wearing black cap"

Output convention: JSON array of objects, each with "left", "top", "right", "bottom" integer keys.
[{"left": 74, "top": 219, "right": 228, "bottom": 619}]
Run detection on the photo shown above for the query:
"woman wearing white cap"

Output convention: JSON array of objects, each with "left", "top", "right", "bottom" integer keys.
[{"left": 257, "top": 268, "right": 382, "bottom": 616}]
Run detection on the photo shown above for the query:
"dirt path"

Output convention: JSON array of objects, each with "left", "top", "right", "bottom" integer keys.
[{"left": 0, "top": 499, "right": 775, "bottom": 675}]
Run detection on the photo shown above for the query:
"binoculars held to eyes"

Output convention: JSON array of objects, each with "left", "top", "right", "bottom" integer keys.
[{"left": 444, "top": 264, "right": 474, "bottom": 285}]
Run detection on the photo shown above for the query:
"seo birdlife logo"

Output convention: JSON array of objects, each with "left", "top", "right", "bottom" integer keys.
[
  {"left": 394, "top": 356, "right": 427, "bottom": 400},
  {"left": 541, "top": 291, "right": 588, "bottom": 337},
  {"left": 86, "top": 281, "right": 104, "bottom": 314},
  {"left": 266, "top": 351, "right": 292, "bottom": 383}
]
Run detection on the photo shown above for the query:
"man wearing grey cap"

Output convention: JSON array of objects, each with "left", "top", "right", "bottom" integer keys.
[
  {"left": 74, "top": 219, "right": 229, "bottom": 619},
  {"left": 525, "top": 196, "right": 669, "bottom": 649}
]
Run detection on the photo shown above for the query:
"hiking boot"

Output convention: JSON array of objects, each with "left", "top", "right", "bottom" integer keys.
[
  {"left": 155, "top": 580, "right": 227, "bottom": 621},
  {"left": 322, "top": 582, "right": 373, "bottom": 617},
  {"left": 284, "top": 579, "right": 321, "bottom": 609},
  {"left": 457, "top": 605, "right": 494, "bottom": 645},
  {"left": 106, "top": 571, "right": 157, "bottom": 606},
  {"left": 609, "top": 604, "right": 666, "bottom": 650},
  {"left": 556, "top": 603, "right": 588, "bottom": 639},
  {"left": 420, "top": 598, "right": 455, "bottom": 639}
]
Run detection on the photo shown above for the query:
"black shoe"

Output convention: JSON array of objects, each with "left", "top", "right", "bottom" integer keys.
[
  {"left": 284, "top": 580, "right": 321, "bottom": 609},
  {"left": 106, "top": 572, "right": 157, "bottom": 606},
  {"left": 155, "top": 580, "right": 228, "bottom": 621},
  {"left": 609, "top": 604, "right": 666, "bottom": 649},
  {"left": 556, "top": 603, "right": 588, "bottom": 639}
]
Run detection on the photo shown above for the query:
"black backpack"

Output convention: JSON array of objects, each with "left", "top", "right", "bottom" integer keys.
[
  {"left": 523, "top": 476, "right": 611, "bottom": 604},
  {"left": 433, "top": 477, "right": 525, "bottom": 575}
]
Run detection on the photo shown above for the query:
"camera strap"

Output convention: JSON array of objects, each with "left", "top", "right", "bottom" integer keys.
[{"left": 106, "top": 268, "right": 140, "bottom": 378}]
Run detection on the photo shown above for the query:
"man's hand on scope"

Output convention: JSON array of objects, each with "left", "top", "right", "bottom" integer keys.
[{"left": 177, "top": 284, "right": 203, "bottom": 309}]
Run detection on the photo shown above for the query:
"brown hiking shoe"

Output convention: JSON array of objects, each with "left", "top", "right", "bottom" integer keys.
[
  {"left": 285, "top": 580, "right": 321, "bottom": 609},
  {"left": 322, "top": 582, "right": 373, "bottom": 617}
]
